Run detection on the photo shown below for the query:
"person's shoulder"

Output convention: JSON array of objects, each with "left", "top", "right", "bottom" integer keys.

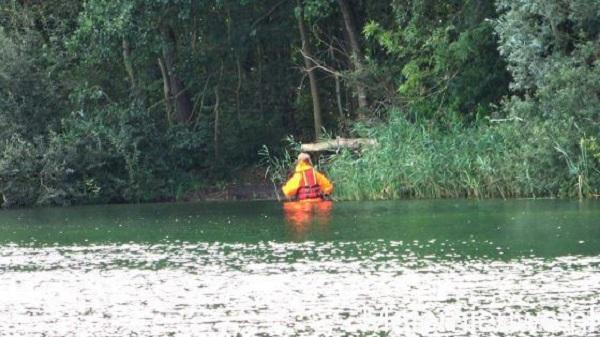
[{"left": 316, "top": 169, "right": 330, "bottom": 178}]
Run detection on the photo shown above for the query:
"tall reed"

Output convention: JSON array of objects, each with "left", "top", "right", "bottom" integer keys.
[{"left": 326, "top": 110, "right": 599, "bottom": 200}]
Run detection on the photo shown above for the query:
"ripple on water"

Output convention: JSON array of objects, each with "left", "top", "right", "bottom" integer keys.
[{"left": 1, "top": 241, "right": 599, "bottom": 336}]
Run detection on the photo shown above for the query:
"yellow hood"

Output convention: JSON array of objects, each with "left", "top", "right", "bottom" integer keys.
[{"left": 294, "top": 161, "right": 313, "bottom": 173}]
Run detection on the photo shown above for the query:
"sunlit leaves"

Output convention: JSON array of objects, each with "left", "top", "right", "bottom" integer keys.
[{"left": 495, "top": 0, "right": 600, "bottom": 119}]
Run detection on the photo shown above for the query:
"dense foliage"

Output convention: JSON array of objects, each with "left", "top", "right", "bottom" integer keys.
[
  {"left": 329, "top": 0, "right": 600, "bottom": 200},
  {"left": 1, "top": 0, "right": 599, "bottom": 207}
]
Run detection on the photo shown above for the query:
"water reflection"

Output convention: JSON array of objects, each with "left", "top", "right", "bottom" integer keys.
[
  {"left": 1, "top": 242, "right": 599, "bottom": 336},
  {"left": 283, "top": 200, "right": 332, "bottom": 236},
  {"left": 2, "top": 200, "right": 600, "bottom": 336}
]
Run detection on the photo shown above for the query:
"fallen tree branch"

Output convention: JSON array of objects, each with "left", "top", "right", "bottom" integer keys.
[
  {"left": 489, "top": 116, "right": 524, "bottom": 123},
  {"left": 300, "top": 137, "right": 377, "bottom": 152}
]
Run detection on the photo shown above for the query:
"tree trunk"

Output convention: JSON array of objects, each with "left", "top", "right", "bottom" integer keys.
[
  {"left": 236, "top": 55, "right": 242, "bottom": 122},
  {"left": 157, "top": 57, "right": 173, "bottom": 125},
  {"left": 257, "top": 44, "right": 265, "bottom": 121},
  {"left": 160, "top": 24, "right": 193, "bottom": 124},
  {"left": 334, "top": 73, "right": 347, "bottom": 133},
  {"left": 297, "top": 1, "right": 324, "bottom": 140},
  {"left": 335, "top": 74, "right": 344, "bottom": 117},
  {"left": 214, "top": 63, "right": 224, "bottom": 163},
  {"left": 122, "top": 38, "right": 136, "bottom": 92},
  {"left": 337, "top": 0, "right": 368, "bottom": 113},
  {"left": 122, "top": 37, "right": 145, "bottom": 106},
  {"left": 213, "top": 85, "right": 220, "bottom": 163}
]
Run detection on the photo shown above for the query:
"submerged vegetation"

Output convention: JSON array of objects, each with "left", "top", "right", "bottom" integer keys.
[{"left": 1, "top": 0, "right": 599, "bottom": 207}]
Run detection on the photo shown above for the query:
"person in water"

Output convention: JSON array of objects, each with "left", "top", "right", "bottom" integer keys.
[{"left": 282, "top": 152, "right": 333, "bottom": 201}]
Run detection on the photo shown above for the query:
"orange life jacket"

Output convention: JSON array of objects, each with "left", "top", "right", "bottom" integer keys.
[{"left": 296, "top": 168, "right": 322, "bottom": 200}]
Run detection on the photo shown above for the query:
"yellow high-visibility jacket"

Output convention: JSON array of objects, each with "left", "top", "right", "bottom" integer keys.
[{"left": 282, "top": 161, "right": 333, "bottom": 198}]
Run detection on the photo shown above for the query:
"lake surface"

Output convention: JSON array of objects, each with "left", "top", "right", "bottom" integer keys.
[{"left": 1, "top": 199, "right": 599, "bottom": 336}]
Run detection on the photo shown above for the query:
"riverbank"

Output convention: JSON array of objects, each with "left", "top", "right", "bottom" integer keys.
[{"left": 182, "top": 182, "right": 280, "bottom": 202}]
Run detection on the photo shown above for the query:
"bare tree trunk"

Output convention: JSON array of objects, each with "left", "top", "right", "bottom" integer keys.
[
  {"left": 335, "top": 74, "right": 344, "bottom": 118},
  {"left": 192, "top": 74, "right": 211, "bottom": 130},
  {"left": 213, "top": 85, "right": 220, "bottom": 162},
  {"left": 157, "top": 57, "right": 173, "bottom": 125},
  {"left": 160, "top": 24, "right": 193, "bottom": 124},
  {"left": 236, "top": 55, "right": 242, "bottom": 122},
  {"left": 334, "top": 73, "right": 347, "bottom": 132},
  {"left": 122, "top": 37, "right": 147, "bottom": 107},
  {"left": 337, "top": 0, "right": 368, "bottom": 114},
  {"left": 297, "top": 1, "right": 324, "bottom": 140},
  {"left": 122, "top": 38, "right": 136, "bottom": 92},
  {"left": 257, "top": 44, "right": 265, "bottom": 121},
  {"left": 214, "top": 63, "right": 224, "bottom": 163}
]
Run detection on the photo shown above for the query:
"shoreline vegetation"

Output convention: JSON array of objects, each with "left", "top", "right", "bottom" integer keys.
[
  {"left": 260, "top": 112, "right": 600, "bottom": 202},
  {"left": 327, "top": 112, "right": 600, "bottom": 201},
  {"left": 1, "top": 0, "right": 599, "bottom": 208}
]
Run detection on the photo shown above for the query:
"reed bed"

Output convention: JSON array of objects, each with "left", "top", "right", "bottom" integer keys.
[{"left": 327, "top": 111, "right": 599, "bottom": 200}]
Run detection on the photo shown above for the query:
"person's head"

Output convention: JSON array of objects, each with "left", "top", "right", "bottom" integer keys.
[{"left": 297, "top": 152, "right": 312, "bottom": 164}]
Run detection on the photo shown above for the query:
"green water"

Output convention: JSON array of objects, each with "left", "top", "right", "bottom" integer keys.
[
  {"left": 2, "top": 199, "right": 599, "bottom": 257},
  {"left": 1, "top": 200, "right": 599, "bottom": 336}
]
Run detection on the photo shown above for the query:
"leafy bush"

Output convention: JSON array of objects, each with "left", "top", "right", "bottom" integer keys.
[
  {"left": 38, "top": 121, "right": 127, "bottom": 206},
  {"left": 0, "top": 26, "right": 63, "bottom": 141},
  {"left": 0, "top": 136, "right": 43, "bottom": 207},
  {"left": 0, "top": 99, "right": 214, "bottom": 208}
]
